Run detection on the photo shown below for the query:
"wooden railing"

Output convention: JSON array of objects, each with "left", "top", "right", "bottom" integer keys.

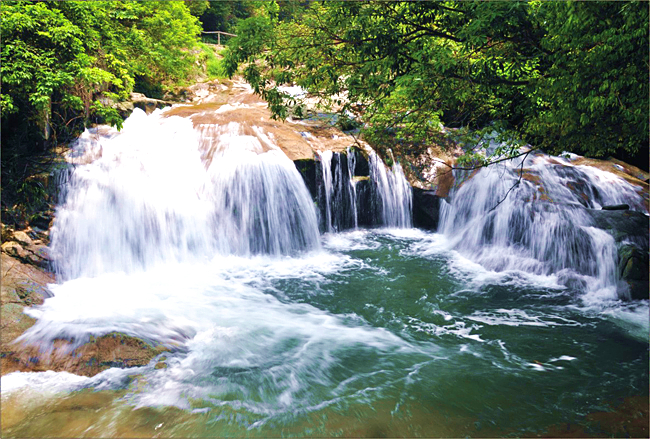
[{"left": 201, "top": 31, "right": 236, "bottom": 46}]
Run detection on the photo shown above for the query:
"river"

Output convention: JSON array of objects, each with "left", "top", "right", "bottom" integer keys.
[{"left": 2, "top": 108, "right": 647, "bottom": 437}]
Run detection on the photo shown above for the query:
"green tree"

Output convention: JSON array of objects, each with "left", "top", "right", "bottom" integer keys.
[
  {"left": 224, "top": 1, "right": 648, "bottom": 164},
  {"left": 1, "top": 1, "right": 202, "bottom": 225}
]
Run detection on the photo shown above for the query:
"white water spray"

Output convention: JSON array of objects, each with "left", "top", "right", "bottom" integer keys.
[
  {"left": 440, "top": 151, "right": 647, "bottom": 300},
  {"left": 50, "top": 109, "right": 321, "bottom": 280}
]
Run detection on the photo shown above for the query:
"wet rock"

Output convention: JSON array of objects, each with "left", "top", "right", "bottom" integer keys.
[
  {"left": 350, "top": 146, "right": 370, "bottom": 177},
  {"left": 586, "top": 209, "right": 649, "bottom": 300},
  {"left": 1, "top": 253, "right": 54, "bottom": 375},
  {"left": 355, "top": 178, "right": 373, "bottom": 227},
  {"left": 587, "top": 209, "right": 648, "bottom": 246},
  {"left": 618, "top": 244, "right": 649, "bottom": 300},
  {"left": 602, "top": 204, "right": 630, "bottom": 211},
  {"left": 412, "top": 188, "right": 442, "bottom": 231},
  {"left": 293, "top": 158, "right": 318, "bottom": 199},
  {"left": 3, "top": 332, "right": 168, "bottom": 377}
]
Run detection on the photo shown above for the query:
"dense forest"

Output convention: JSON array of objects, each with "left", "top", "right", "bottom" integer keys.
[
  {"left": 224, "top": 1, "right": 648, "bottom": 167},
  {"left": 2, "top": 1, "right": 648, "bottom": 225}
]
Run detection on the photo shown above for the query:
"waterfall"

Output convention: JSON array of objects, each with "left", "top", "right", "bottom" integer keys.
[
  {"left": 314, "top": 148, "right": 412, "bottom": 231},
  {"left": 439, "top": 151, "right": 647, "bottom": 298},
  {"left": 50, "top": 109, "right": 320, "bottom": 280},
  {"left": 316, "top": 150, "right": 357, "bottom": 232},
  {"left": 367, "top": 152, "right": 412, "bottom": 228}
]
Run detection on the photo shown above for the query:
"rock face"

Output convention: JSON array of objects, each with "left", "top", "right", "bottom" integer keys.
[
  {"left": 1, "top": 229, "right": 51, "bottom": 270},
  {"left": 294, "top": 148, "right": 375, "bottom": 232},
  {"left": 412, "top": 188, "right": 442, "bottom": 231},
  {"left": 618, "top": 244, "right": 649, "bottom": 300},
  {"left": 586, "top": 209, "right": 649, "bottom": 300},
  {"left": 1, "top": 227, "right": 171, "bottom": 376}
]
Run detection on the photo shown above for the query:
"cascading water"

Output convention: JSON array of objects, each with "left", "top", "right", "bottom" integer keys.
[
  {"left": 315, "top": 148, "right": 412, "bottom": 231},
  {"left": 3, "top": 109, "right": 647, "bottom": 438},
  {"left": 439, "top": 150, "right": 648, "bottom": 300},
  {"left": 367, "top": 151, "right": 412, "bottom": 228},
  {"left": 50, "top": 110, "right": 320, "bottom": 280},
  {"left": 316, "top": 150, "right": 357, "bottom": 232}
]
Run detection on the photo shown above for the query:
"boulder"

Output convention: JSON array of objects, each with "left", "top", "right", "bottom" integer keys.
[
  {"left": 1, "top": 236, "right": 51, "bottom": 270},
  {"left": 1, "top": 241, "right": 27, "bottom": 259},
  {"left": 412, "top": 188, "right": 442, "bottom": 231},
  {"left": 11, "top": 231, "right": 33, "bottom": 247},
  {"left": 586, "top": 209, "right": 648, "bottom": 246},
  {"left": 618, "top": 244, "right": 649, "bottom": 300},
  {"left": 585, "top": 209, "right": 649, "bottom": 301},
  {"left": 130, "top": 93, "right": 173, "bottom": 114},
  {"left": 1, "top": 223, "right": 15, "bottom": 242}
]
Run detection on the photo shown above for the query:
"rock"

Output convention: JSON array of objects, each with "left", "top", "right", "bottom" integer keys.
[
  {"left": 355, "top": 178, "right": 373, "bottom": 227},
  {"left": 602, "top": 204, "right": 630, "bottom": 211},
  {"left": 1, "top": 223, "right": 15, "bottom": 242},
  {"left": 130, "top": 93, "right": 173, "bottom": 114},
  {"left": 2, "top": 332, "right": 168, "bottom": 377},
  {"left": 114, "top": 100, "right": 134, "bottom": 113},
  {"left": 1, "top": 241, "right": 27, "bottom": 259},
  {"left": 582, "top": 208, "right": 648, "bottom": 301},
  {"left": 1, "top": 238, "right": 51, "bottom": 270},
  {"left": 586, "top": 209, "right": 649, "bottom": 246},
  {"left": 412, "top": 188, "right": 442, "bottom": 231},
  {"left": 29, "top": 212, "right": 52, "bottom": 231},
  {"left": 11, "top": 231, "right": 33, "bottom": 246},
  {"left": 618, "top": 244, "right": 649, "bottom": 300},
  {"left": 294, "top": 158, "right": 318, "bottom": 199},
  {"left": 350, "top": 146, "right": 370, "bottom": 177}
]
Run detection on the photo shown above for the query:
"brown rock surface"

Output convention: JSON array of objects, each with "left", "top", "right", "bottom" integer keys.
[
  {"left": 1, "top": 253, "right": 165, "bottom": 377},
  {"left": 164, "top": 79, "right": 360, "bottom": 161}
]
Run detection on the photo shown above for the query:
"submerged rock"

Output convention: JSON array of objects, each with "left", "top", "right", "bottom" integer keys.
[{"left": 3, "top": 332, "right": 168, "bottom": 377}]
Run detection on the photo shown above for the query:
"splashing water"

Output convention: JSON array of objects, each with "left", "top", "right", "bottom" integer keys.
[
  {"left": 50, "top": 110, "right": 321, "bottom": 280},
  {"left": 3, "top": 113, "right": 647, "bottom": 438},
  {"left": 439, "top": 151, "right": 647, "bottom": 301}
]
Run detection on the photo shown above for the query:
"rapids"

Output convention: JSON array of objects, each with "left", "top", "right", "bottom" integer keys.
[{"left": 2, "top": 109, "right": 647, "bottom": 438}]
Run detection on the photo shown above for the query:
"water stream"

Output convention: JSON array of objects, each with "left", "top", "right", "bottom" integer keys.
[{"left": 2, "top": 109, "right": 647, "bottom": 438}]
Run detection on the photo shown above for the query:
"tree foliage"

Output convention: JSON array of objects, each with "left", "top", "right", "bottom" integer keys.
[
  {"left": 1, "top": 1, "right": 201, "bottom": 145},
  {"left": 1, "top": 1, "right": 202, "bottom": 223},
  {"left": 225, "top": 1, "right": 648, "bottom": 162}
]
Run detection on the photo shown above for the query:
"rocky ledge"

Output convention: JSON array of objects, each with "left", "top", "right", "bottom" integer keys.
[{"left": 1, "top": 242, "right": 167, "bottom": 378}]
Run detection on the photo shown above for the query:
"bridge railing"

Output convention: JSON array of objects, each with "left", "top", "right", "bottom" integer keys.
[{"left": 201, "top": 31, "right": 237, "bottom": 46}]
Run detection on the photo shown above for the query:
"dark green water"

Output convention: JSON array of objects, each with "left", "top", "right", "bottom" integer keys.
[{"left": 2, "top": 229, "right": 648, "bottom": 437}]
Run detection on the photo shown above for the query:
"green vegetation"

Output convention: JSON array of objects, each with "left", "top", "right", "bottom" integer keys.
[
  {"left": 1, "top": 0, "right": 233, "bottom": 226},
  {"left": 224, "top": 1, "right": 649, "bottom": 165},
  {"left": 201, "top": 44, "right": 227, "bottom": 80}
]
